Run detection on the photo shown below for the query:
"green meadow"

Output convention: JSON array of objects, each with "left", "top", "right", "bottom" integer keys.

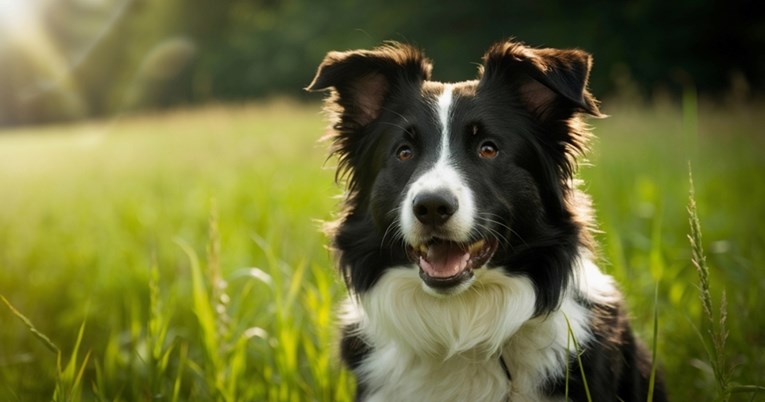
[{"left": 0, "top": 99, "right": 763, "bottom": 401}]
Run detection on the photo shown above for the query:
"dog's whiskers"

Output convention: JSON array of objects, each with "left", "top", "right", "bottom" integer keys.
[{"left": 477, "top": 212, "right": 527, "bottom": 249}]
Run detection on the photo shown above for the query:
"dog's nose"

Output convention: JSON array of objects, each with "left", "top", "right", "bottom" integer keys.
[{"left": 413, "top": 191, "right": 458, "bottom": 226}]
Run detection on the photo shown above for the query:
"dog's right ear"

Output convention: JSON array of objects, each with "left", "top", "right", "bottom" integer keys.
[
  {"left": 479, "top": 40, "right": 603, "bottom": 119},
  {"left": 306, "top": 43, "right": 432, "bottom": 128}
]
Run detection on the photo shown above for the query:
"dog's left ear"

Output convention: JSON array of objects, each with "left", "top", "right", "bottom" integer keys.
[
  {"left": 306, "top": 43, "right": 432, "bottom": 129},
  {"left": 479, "top": 41, "right": 603, "bottom": 119}
]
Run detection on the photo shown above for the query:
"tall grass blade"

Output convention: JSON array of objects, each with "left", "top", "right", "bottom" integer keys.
[
  {"left": 687, "top": 164, "right": 728, "bottom": 399},
  {"left": 171, "top": 342, "right": 189, "bottom": 402},
  {"left": 563, "top": 313, "right": 593, "bottom": 402},
  {"left": 177, "top": 238, "right": 224, "bottom": 399},
  {"left": 647, "top": 283, "right": 659, "bottom": 402},
  {"left": 730, "top": 385, "right": 765, "bottom": 394},
  {"left": 207, "top": 201, "right": 231, "bottom": 336},
  {"left": 565, "top": 318, "right": 571, "bottom": 401},
  {"left": 689, "top": 165, "right": 731, "bottom": 392},
  {"left": 147, "top": 257, "right": 180, "bottom": 399},
  {"left": 685, "top": 165, "right": 765, "bottom": 400},
  {"left": 1, "top": 295, "right": 61, "bottom": 355},
  {"left": 53, "top": 321, "right": 90, "bottom": 402}
]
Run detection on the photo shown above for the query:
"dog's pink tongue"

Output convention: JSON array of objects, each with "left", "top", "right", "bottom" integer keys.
[{"left": 420, "top": 243, "right": 470, "bottom": 278}]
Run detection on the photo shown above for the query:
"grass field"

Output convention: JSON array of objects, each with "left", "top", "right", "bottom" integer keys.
[{"left": 0, "top": 99, "right": 763, "bottom": 401}]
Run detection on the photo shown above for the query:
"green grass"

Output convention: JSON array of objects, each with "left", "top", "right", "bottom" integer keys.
[{"left": 0, "top": 99, "right": 763, "bottom": 401}]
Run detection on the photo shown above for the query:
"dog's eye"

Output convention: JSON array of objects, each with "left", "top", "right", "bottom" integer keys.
[
  {"left": 397, "top": 145, "right": 414, "bottom": 161},
  {"left": 478, "top": 141, "right": 499, "bottom": 159}
]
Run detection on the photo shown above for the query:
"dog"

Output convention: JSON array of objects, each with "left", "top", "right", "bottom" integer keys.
[{"left": 307, "top": 39, "right": 668, "bottom": 402}]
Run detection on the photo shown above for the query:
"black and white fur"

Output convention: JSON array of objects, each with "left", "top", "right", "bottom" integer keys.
[{"left": 307, "top": 40, "right": 668, "bottom": 402}]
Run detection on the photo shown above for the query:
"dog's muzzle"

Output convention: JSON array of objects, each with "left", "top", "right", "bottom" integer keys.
[{"left": 406, "top": 238, "right": 498, "bottom": 292}]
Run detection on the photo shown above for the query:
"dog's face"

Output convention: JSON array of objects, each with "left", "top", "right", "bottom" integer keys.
[
  {"left": 368, "top": 80, "right": 551, "bottom": 296},
  {"left": 308, "top": 42, "right": 600, "bottom": 303}
]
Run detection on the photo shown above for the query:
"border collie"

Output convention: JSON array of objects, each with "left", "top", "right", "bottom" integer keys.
[{"left": 307, "top": 39, "right": 668, "bottom": 402}]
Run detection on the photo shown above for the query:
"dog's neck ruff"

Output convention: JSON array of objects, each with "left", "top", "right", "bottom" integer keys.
[
  {"left": 499, "top": 353, "right": 512, "bottom": 381},
  {"left": 341, "top": 253, "right": 616, "bottom": 402}
]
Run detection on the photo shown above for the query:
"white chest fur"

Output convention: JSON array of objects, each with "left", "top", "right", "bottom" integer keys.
[{"left": 343, "top": 258, "right": 614, "bottom": 402}]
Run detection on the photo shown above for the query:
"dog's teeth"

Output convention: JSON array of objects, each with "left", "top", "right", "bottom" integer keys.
[{"left": 468, "top": 239, "right": 485, "bottom": 254}]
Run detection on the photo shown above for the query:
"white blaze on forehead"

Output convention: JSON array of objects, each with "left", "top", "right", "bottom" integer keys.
[
  {"left": 399, "top": 84, "right": 476, "bottom": 244},
  {"left": 436, "top": 84, "right": 454, "bottom": 161}
]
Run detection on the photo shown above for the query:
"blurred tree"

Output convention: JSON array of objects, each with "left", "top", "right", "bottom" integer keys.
[{"left": 0, "top": 0, "right": 763, "bottom": 126}]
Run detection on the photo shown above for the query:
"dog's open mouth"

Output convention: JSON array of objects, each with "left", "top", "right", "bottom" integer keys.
[{"left": 407, "top": 238, "right": 498, "bottom": 290}]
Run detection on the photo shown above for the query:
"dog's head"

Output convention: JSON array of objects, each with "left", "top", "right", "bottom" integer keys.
[{"left": 308, "top": 40, "right": 601, "bottom": 312}]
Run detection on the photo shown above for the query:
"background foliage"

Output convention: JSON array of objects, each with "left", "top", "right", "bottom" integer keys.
[{"left": 1, "top": 0, "right": 764, "bottom": 126}]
